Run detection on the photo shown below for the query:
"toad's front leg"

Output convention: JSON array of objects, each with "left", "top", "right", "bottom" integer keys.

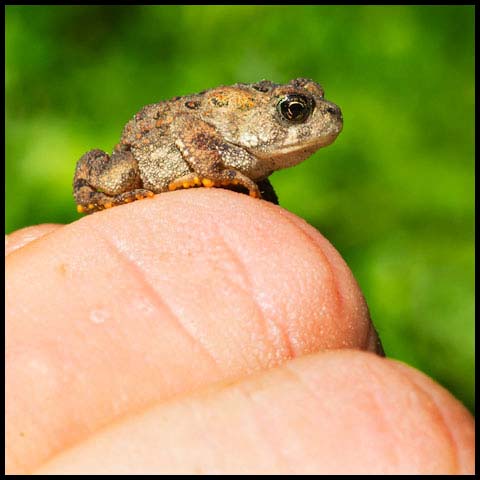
[
  {"left": 73, "top": 149, "right": 154, "bottom": 214},
  {"left": 168, "top": 118, "right": 262, "bottom": 199}
]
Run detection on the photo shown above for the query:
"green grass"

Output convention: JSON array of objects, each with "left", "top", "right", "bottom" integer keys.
[{"left": 6, "top": 5, "right": 475, "bottom": 413}]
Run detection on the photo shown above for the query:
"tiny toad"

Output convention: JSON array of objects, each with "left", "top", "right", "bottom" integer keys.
[{"left": 73, "top": 78, "right": 343, "bottom": 213}]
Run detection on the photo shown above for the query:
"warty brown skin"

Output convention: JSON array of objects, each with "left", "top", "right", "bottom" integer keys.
[{"left": 73, "top": 78, "right": 343, "bottom": 214}]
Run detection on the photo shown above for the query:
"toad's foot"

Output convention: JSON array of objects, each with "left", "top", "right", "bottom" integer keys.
[
  {"left": 76, "top": 189, "right": 154, "bottom": 214},
  {"left": 168, "top": 171, "right": 261, "bottom": 199},
  {"left": 74, "top": 148, "right": 155, "bottom": 214}
]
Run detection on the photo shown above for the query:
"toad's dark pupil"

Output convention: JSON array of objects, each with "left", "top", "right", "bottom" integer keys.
[
  {"left": 278, "top": 95, "right": 311, "bottom": 123},
  {"left": 289, "top": 102, "right": 304, "bottom": 117}
]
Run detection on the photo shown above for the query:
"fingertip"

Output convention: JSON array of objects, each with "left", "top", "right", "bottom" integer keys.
[{"left": 70, "top": 188, "right": 376, "bottom": 356}]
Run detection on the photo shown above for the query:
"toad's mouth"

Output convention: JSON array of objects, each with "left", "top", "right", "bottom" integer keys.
[{"left": 246, "top": 131, "right": 342, "bottom": 160}]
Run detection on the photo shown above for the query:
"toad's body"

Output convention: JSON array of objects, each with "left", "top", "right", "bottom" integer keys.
[{"left": 73, "top": 78, "right": 343, "bottom": 213}]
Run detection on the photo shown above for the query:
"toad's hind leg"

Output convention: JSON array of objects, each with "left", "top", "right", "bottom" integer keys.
[{"left": 73, "top": 149, "right": 154, "bottom": 214}]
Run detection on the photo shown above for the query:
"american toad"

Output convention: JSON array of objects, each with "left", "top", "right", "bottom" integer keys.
[{"left": 73, "top": 78, "right": 343, "bottom": 214}]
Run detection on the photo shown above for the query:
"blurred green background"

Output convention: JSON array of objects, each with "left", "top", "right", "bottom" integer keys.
[{"left": 6, "top": 6, "right": 474, "bottom": 413}]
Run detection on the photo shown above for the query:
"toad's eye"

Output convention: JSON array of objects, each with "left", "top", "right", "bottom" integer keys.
[{"left": 277, "top": 94, "right": 313, "bottom": 123}]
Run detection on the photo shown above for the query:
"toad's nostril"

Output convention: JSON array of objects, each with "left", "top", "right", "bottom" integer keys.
[{"left": 326, "top": 105, "right": 340, "bottom": 115}]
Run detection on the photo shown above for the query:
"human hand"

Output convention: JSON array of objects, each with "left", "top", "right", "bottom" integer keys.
[{"left": 5, "top": 189, "right": 474, "bottom": 474}]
